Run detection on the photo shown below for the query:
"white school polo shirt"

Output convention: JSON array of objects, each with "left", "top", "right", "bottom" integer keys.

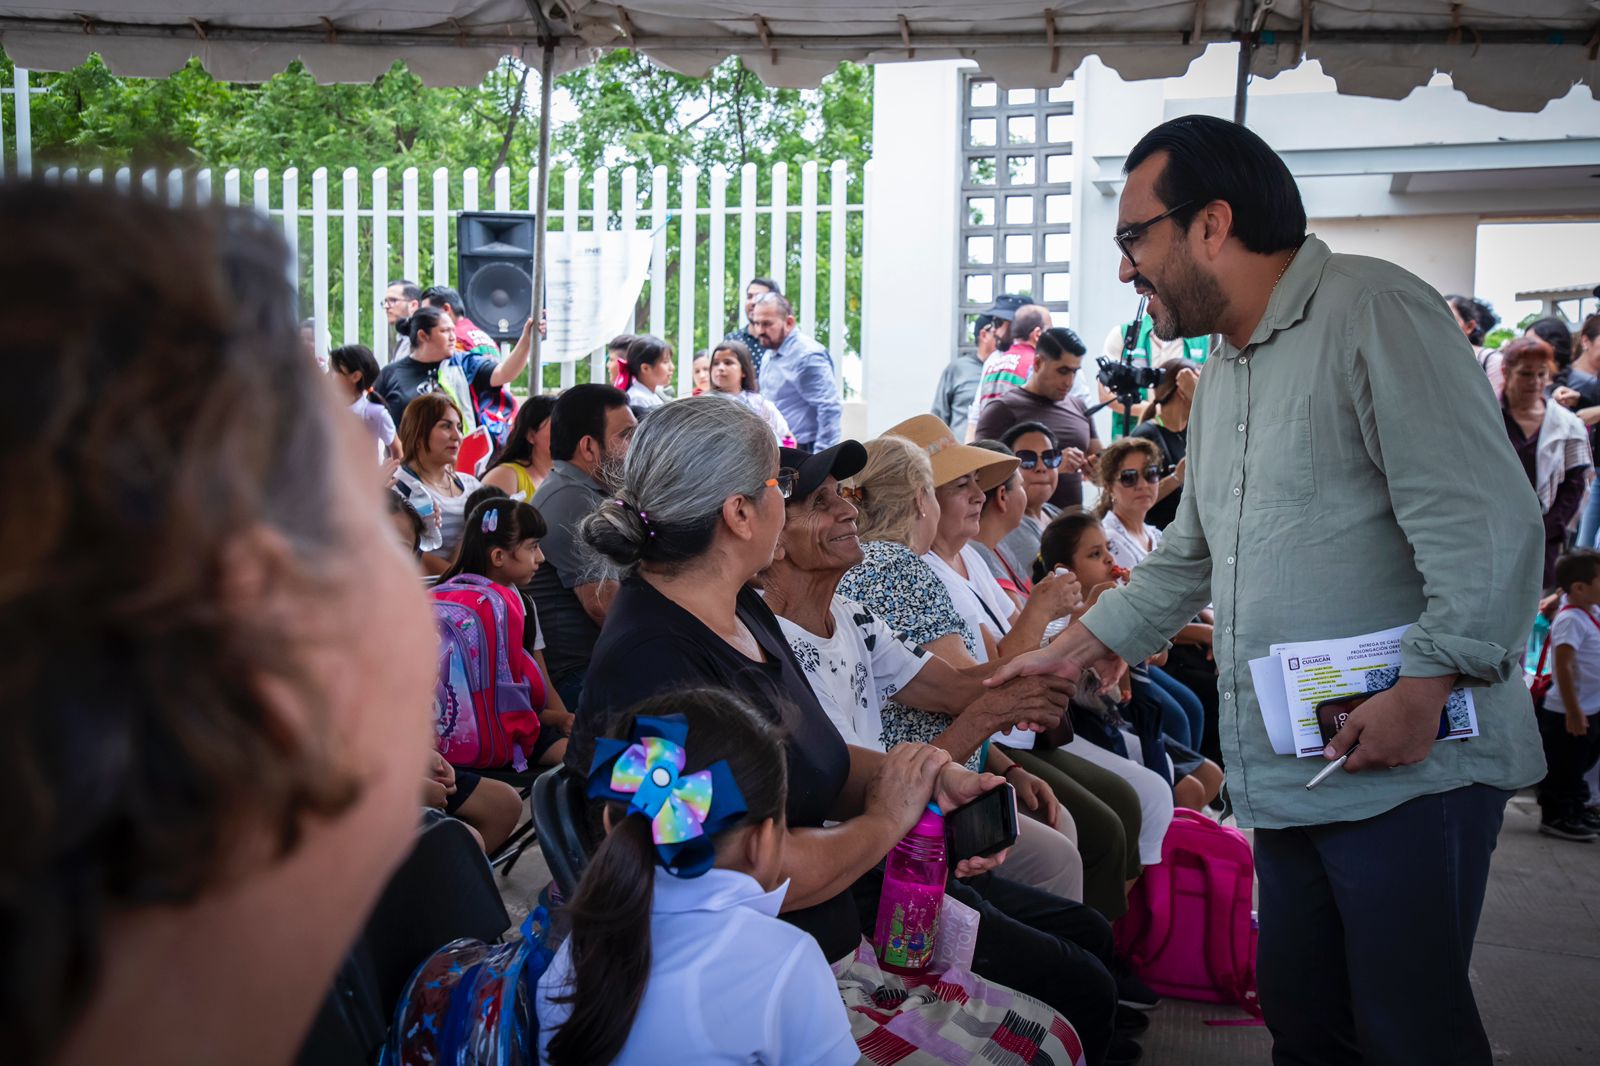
[{"left": 536, "top": 868, "right": 858, "bottom": 1065}]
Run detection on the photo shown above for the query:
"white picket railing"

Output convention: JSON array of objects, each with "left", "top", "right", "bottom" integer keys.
[{"left": 34, "top": 159, "right": 870, "bottom": 395}]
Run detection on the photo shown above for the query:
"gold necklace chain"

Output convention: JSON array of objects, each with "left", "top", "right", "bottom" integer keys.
[{"left": 1271, "top": 246, "right": 1299, "bottom": 292}]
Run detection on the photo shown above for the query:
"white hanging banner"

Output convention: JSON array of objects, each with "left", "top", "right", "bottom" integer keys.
[{"left": 542, "top": 227, "right": 658, "bottom": 365}]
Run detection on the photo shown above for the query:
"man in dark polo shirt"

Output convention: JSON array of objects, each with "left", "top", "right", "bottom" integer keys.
[
  {"left": 530, "top": 384, "right": 636, "bottom": 709},
  {"left": 974, "top": 325, "right": 1100, "bottom": 508}
]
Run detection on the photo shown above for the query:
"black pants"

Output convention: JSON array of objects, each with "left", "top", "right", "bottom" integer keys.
[
  {"left": 852, "top": 869, "right": 1117, "bottom": 1066},
  {"left": 1535, "top": 708, "right": 1600, "bottom": 819},
  {"left": 1254, "top": 784, "right": 1511, "bottom": 1066}
]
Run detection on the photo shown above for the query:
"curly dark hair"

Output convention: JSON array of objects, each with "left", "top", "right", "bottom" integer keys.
[{"left": 0, "top": 182, "right": 360, "bottom": 1063}]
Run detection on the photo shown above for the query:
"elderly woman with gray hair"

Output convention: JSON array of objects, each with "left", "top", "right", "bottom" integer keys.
[{"left": 570, "top": 395, "right": 1124, "bottom": 1066}]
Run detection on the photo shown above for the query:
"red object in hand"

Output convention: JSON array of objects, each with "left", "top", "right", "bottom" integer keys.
[{"left": 1111, "top": 565, "right": 1130, "bottom": 582}]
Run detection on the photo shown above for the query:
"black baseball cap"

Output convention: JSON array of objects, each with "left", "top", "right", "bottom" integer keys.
[
  {"left": 983, "top": 293, "right": 1029, "bottom": 321},
  {"left": 779, "top": 441, "right": 868, "bottom": 501}
]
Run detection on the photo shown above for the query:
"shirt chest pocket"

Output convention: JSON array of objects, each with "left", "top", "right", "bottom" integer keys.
[{"left": 1245, "top": 396, "right": 1315, "bottom": 506}]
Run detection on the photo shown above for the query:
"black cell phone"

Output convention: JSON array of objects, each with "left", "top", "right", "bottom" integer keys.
[{"left": 945, "top": 783, "right": 1019, "bottom": 862}]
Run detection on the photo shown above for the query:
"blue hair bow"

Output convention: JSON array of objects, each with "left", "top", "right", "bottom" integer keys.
[{"left": 586, "top": 714, "right": 748, "bottom": 878}]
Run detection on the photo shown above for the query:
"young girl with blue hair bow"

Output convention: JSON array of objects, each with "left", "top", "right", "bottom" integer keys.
[{"left": 536, "top": 688, "right": 858, "bottom": 1066}]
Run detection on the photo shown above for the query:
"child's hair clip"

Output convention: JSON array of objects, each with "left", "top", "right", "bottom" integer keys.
[{"left": 481, "top": 508, "right": 500, "bottom": 534}]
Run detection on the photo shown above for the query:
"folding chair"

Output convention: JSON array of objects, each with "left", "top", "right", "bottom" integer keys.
[{"left": 477, "top": 764, "right": 541, "bottom": 877}]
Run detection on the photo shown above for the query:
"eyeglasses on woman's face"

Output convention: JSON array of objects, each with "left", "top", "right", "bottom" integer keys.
[
  {"left": 1015, "top": 448, "right": 1064, "bottom": 471},
  {"left": 1115, "top": 464, "right": 1162, "bottom": 487}
]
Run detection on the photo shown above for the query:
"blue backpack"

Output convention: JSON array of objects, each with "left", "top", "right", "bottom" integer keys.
[{"left": 382, "top": 906, "right": 556, "bottom": 1066}]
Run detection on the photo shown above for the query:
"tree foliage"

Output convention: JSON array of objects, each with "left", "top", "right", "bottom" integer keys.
[{"left": 0, "top": 46, "right": 872, "bottom": 389}]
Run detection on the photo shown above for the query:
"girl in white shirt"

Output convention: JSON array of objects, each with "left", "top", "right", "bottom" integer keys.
[
  {"left": 617, "top": 334, "right": 675, "bottom": 410},
  {"left": 537, "top": 690, "right": 857, "bottom": 1066}
]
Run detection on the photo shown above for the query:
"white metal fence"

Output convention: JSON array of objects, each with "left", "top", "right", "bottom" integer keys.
[{"left": 26, "top": 156, "right": 869, "bottom": 395}]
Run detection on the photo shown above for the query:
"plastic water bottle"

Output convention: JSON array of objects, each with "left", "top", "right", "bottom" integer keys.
[{"left": 873, "top": 805, "right": 947, "bottom": 975}]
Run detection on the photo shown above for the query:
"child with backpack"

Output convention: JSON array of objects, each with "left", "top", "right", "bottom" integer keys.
[
  {"left": 1535, "top": 550, "right": 1600, "bottom": 841},
  {"left": 536, "top": 688, "right": 858, "bottom": 1066},
  {"left": 439, "top": 496, "right": 573, "bottom": 767}
]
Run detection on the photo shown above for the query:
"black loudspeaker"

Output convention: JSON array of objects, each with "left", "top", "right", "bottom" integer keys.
[{"left": 457, "top": 211, "right": 537, "bottom": 341}]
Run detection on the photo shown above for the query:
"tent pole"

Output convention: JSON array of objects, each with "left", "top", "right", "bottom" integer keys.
[
  {"left": 1233, "top": 0, "right": 1255, "bottom": 125},
  {"left": 530, "top": 42, "right": 554, "bottom": 394}
]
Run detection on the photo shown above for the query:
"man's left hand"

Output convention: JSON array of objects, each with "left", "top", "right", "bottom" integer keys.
[
  {"left": 1324, "top": 674, "right": 1455, "bottom": 773},
  {"left": 934, "top": 764, "right": 1011, "bottom": 878}
]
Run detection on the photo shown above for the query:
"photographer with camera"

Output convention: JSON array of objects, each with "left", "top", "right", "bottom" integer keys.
[{"left": 974, "top": 326, "right": 1100, "bottom": 509}]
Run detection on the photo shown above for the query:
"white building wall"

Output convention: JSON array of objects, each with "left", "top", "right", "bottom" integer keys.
[
  {"left": 862, "top": 60, "right": 964, "bottom": 435},
  {"left": 1311, "top": 215, "right": 1479, "bottom": 297}
]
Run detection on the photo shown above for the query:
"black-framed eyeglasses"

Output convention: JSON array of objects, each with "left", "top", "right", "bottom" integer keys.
[
  {"left": 1015, "top": 449, "right": 1064, "bottom": 471},
  {"left": 1113, "top": 200, "right": 1194, "bottom": 269},
  {"left": 1115, "top": 465, "right": 1163, "bottom": 487}
]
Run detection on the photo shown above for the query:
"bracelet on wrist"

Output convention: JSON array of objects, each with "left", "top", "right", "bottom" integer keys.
[{"left": 1001, "top": 764, "right": 1027, "bottom": 778}]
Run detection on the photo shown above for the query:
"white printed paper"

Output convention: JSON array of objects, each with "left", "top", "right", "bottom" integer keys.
[
  {"left": 1248, "top": 655, "right": 1298, "bottom": 755},
  {"left": 541, "top": 227, "right": 659, "bottom": 364},
  {"left": 1270, "top": 625, "right": 1479, "bottom": 758}
]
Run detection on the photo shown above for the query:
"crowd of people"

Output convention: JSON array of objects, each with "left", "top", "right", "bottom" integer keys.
[{"left": 14, "top": 111, "right": 1598, "bottom": 1066}]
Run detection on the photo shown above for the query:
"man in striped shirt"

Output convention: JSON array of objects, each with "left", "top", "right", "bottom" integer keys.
[{"left": 965, "top": 302, "right": 1052, "bottom": 440}]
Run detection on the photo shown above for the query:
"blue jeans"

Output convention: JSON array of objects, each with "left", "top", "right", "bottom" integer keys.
[
  {"left": 1578, "top": 484, "right": 1600, "bottom": 548},
  {"left": 1145, "top": 665, "right": 1205, "bottom": 751}
]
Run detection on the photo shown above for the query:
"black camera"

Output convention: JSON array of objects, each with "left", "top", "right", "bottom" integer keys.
[{"left": 1096, "top": 357, "right": 1162, "bottom": 408}]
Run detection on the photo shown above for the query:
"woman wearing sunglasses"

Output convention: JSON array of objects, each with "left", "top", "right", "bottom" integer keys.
[
  {"left": 997, "top": 421, "right": 1066, "bottom": 583},
  {"left": 1095, "top": 438, "right": 1216, "bottom": 754}
]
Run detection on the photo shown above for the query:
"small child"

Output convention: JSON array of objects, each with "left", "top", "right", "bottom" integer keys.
[
  {"left": 537, "top": 689, "right": 857, "bottom": 1066},
  {"left": 441, "top": 496, "right": 573, "bottom": 767},
  {"left": 329, "top": 343, "right": 399, "bottom": 460},
  {"left": 1536, "top": 550, "right": 1600, "bottom": 841}
]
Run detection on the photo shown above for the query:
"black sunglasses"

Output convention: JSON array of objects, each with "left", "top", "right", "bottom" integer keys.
[
  {"left": 1115, "top": 465, "right": 1163, "bottom": 487},
  {"left": 1113, "top": 200, "right": 1194, "bottom": 269},
  {"left": 1015, "top": 448, "right": 1064, "bottom": 471}
]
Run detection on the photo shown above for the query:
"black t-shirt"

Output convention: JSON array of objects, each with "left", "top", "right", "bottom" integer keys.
[
  {"left": 573, "top": 577, "right": 859, "bottom": 961},
  {"left": 973, "top": 387, "right": 1095, "bottom": 508},
  {"left": 1129, "top": 419, "right": 1188, "bottom": 530},
  {"left": 372, "top": 354, "right": 497, "bottom": 428}
]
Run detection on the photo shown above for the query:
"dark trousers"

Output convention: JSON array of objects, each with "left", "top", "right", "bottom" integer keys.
[
  {"left": 1536, "top": 708, "right": 1600, "bottom": 818},
  {"left": 1254, "top": 784, "right": 1511, "bottom": 1066},
  {"left": 852, "top": 869, "right": 1117, "bottom": 1066}
]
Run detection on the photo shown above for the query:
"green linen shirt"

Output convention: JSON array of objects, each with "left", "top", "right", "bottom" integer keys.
[{"left": 1081, "top": 235, "right": 1546, "bottom": 829}]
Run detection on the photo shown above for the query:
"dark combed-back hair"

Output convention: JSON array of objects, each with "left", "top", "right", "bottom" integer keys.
[
  {"left": 329, "top": 343, "right": 381, "bottom": 392},
  {"left": 1124, "top": 114, "right": 1306, "bottom": 255},
  {"left": 1035, "top": 325, "right": 1086, "bottom": 360},
  {"left": 421, "top": 284, "right": 465, "bottom": 314},
  {"left": 547, "top": 687, "right": 788, "bottom": 1066},
  {"left": 1555, "top": 549, "right": 1600, "bottom": 591},
  {"left": 388, "top": 279, "right": 422, "bottom": 302},
  {"left": 747, "top": 276, "right": 781, "bottom": 296},
  {"left": 1446, "top": 295, "right": 1499, "bottom": 346},
  {"left": 710, "top": 338, "right": 758, "bottom": 393},
  {"left": 439, "top": 497, "right": 548, "bottom": 584},
  {"left": 550, "top": 383, "right": 631, "bottom": 461},
  {"left": 1033, "top": 511, "right": 1105, "bottom": 584},
  {"left": 1527, "top": 317, "right": 1575, "bottom": 370},
  {"left": 398, "top": 304, "right": 448, "bottom": 344},
  {"left": 486, "top": 394, "right": 557, "bottom": 473},
  {"left": 0, "top": 182, "right": 360, "bottom": 1062}
]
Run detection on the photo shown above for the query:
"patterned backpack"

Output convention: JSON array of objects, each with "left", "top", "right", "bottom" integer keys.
[{"left": 431, "top": 575, "right": 545, "bottom": 770}]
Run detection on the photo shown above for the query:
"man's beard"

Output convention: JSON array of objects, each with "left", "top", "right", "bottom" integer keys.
[
  {"left": 1148, "top": 250, "right": 1226, "bottom": 341},
  {"left": 598, "top": 446, "right": 627, "bottom": 492}
]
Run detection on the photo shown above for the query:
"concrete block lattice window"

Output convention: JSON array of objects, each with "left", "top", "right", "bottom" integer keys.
[{"left": 957, "top": 73, "right": 1074, "bottom": 368}]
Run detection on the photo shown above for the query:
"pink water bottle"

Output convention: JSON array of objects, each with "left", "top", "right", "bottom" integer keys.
[{"left": 873, "top": 805, "right": 947, "bottom": 975}]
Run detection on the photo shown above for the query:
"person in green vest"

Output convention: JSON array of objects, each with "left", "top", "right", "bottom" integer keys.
[{"left": 1097, "top": 315, "right": 1210, "bottom": 438}]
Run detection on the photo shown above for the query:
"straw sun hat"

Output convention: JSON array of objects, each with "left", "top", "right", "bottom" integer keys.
[{"left": 882, "top": 414, "right": 1019, "bottom": 492}]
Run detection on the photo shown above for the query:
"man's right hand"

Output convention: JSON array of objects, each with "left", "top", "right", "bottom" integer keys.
[{"left": 986, "top": 619, "right": 1125, "bottom": 693}]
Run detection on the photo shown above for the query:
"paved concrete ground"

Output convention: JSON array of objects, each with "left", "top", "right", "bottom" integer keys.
[{"left": 499, "top": 790, "right": 1600, "bottom": 1064}]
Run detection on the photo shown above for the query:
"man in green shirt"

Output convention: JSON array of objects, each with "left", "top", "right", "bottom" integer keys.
[{"left": 994, "top": 115, "right": 1544, "bottom": 1065}]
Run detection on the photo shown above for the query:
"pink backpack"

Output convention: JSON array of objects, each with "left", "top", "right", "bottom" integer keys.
[
  {"left": 431, "top": 574, "right": 545, "bottom": 771},
  {"left": 1114, "top": 809, "right": 1261, "bottom": 1019}
]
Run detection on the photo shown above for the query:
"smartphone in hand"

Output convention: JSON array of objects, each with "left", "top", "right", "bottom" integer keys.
[{"left": 945, "top": 783, "right": 1019, "bottom": 862}]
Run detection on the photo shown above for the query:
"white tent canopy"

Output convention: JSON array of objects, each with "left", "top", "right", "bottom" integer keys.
[{"left": 1, "top": 2, "right": 1597, "bottom": 112}]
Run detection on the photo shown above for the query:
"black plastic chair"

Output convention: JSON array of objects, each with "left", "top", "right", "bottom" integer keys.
[
  {"left": 531, "top": 766, "right": 598, "bottom": 899},
  {"left": 478, "top": 764, "right": 542, "bottom": 878},
  {"left": 296, "top": 814, "right": 511, "bottom": 1065}
]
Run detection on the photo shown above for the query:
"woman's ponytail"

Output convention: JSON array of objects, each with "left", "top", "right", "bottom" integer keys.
[{"left": 545, "top": 813, "right": 657, "bottom": 1066}]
